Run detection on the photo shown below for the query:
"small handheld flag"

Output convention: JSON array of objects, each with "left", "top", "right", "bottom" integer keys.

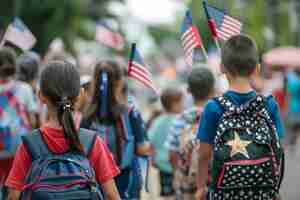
[
  {"left": 95, "top": 21, "right": 124, "bottom": 50},
  {"left": 128, "top": 43, "right": 158, "bottom": 95},
  {"left": 1, "top": 18, "right": 36, "bottom": 50},
  {"left": 181, "top": 10, "right": 207, "bottom": 66},
  {"left": 203, "top": 1, "right": 242, "bottom": 41}
]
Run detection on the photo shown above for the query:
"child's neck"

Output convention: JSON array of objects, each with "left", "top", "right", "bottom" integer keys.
[
  {"left": 194, "top": 100, "right": 206, "bottom": 108},
  {"left": 228, "top": 77, "right": 253, "bottom": 93},
  {"left": 45, "top": 111, "right": 62, "bottom": 129}
]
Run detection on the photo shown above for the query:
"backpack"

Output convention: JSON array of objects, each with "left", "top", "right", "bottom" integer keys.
[
  {"left": 86, "top": 107, "right": 146, "bottom": 197},
  {"left": 174, "top": 108, "right": 202, "bottom": 198},
  {"left": 0, "top": 84, "right": 30, "bottom": 159},
  {"left": 88, "top": 109, "right": 135, "bottom": 170},
  {"left": 210, "top": 95, "right": 284, "bottom": 200},
  {"left": 21, "top": 129, "right": 104, "bottom": 200}
]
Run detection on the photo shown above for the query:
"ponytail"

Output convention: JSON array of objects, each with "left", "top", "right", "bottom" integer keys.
[{"left": 58, "top": 97, "right": 83, "bottom": 153}]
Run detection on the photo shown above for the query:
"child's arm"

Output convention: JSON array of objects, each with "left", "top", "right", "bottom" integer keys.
[
  {"left": 196, "top": 142, "right": 213, "bottom": 200},
  {"left": 136, "top": 142, "right": 153, "bottom": 156},
  {"left": 101, "top": 179, "right": 121, "bottom": 200},
  {"left": 7, "top": 189, "right": 21, "bottom": 200},
  {"left": 129, "top": 108, "right": 153, "bottom": 156}
]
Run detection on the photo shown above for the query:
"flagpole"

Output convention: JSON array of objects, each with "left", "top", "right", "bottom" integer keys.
[
  {"left": 128, "top": 43, "right": 136, "bottom": 74},
  {"left": 203, "top": 0, "right": 221, "bottom": 54},
  {"left": 214, "top": 37, "right": 221, "bottom": 54},
  {"left": 200, "top": 45, "right": 209, "bottom": 62}
]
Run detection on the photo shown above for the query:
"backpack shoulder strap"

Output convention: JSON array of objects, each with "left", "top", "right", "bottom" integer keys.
[
  {"left": 214, "top": 95, "right": 237, "bottom": 113},
  {"left": 79, "top": 128, "right": 98, "bottom": 156},
  {"left": 244, "top": 94, "right": 266, "bottom": 111},
  {"left": 120, "top": 109, "right": 134, "bottom": 141},
  {"left": 22, "top": 129, "right": 52, "bottom": 160}
]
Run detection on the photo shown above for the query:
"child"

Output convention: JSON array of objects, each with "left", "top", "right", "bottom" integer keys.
[
  {"left": 165, "top": 67, "right": 215, "bottom": 200},
  {"left": 5, "top": 61, "right": 121, "bottom": 200},
  {"left": 148, "top": 88, "right": 184, "bottom": 199},
  {"left": 196, "top": 35, "right": 284, "bottom": 200},
  {"left": 0, "top": 48, "right": 34, "bottom": 196},
  {"left": 17, "top": 51, "right": 40, "bottom": 91},
  {"left": 17, "top": 51, "right": 41, "bottom": 128},
  {"left": 81, "top": 60, "right": 151, "bottom": 199}
]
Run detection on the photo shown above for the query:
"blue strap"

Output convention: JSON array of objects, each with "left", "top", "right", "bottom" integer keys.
[
  {"left": 120, "top": 112, "right": 133, "bottom": 141},
  {"left": 79, "top": 128, "right": 98, "bottom": 156},
  {"left": 22, "top": 129, "right": 98, "bottom": 160},
  {"left": 99, "top": 72, "right": 108, "bottom": 118},
  {"left": 22, "top": 129, "right": 52, "bottom": 160}
]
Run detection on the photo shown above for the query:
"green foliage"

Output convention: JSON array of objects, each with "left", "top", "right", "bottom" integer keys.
[
  {"left": 0, "top": 0, "right": 121, "bottom": 55},
  {"left": 0, "top": 0, "right": 296, "bottom": 57}
]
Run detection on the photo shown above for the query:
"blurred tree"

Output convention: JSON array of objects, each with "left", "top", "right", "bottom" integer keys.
[
  {"left": 0, "top": 0, "right": 124, "bottom": 56},
  {"left": 0, "top": 0, "right": 15, "bottom": 41}
]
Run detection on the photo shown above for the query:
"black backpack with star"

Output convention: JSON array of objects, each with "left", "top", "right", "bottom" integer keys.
[{"left": 210, "top": 95, "right": 284, "bottom": 200}]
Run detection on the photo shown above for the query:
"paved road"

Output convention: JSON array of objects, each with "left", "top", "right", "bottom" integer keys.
[{"left": 281, "top": 145, "right": 300, "bottom": 200}]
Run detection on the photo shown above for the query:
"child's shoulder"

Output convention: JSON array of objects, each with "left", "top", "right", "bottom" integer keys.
[
  {"left": 202, "top": 98, "right": 224, "bottom": 114},
  {"left": 264, "top": 95, "right": 280, "bottom": 113}
]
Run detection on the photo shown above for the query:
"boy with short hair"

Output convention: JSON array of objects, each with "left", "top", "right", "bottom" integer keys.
[
  {"left": 196, "top": 35, "right": 284, "bottom": 200},
  {"left": 165, "top": 67, "right": 215, "bottom": 200},
  {"left": 149, "top": 88, "right": 184, "bottom": 199}
]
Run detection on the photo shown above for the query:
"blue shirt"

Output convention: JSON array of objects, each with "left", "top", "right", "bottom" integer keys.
[
  {"left": 197, "top": 91, "right": 284, "bottom": 144},
  {"left": 148, "top": 114, "right": 177, "bottom": 173}
]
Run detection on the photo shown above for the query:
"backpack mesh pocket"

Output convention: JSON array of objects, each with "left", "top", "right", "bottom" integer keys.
[{"left": 217, "top": 157, "right": 275, "bottom": 189}]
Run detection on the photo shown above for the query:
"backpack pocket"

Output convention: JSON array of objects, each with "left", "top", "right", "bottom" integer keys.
[{"left": 217, "top": 157, "right": 276, "bottom": 189}]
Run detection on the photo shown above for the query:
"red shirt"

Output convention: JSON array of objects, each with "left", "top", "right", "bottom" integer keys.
[{"left": 5, "top": 126, "right": 120, "bottom": 190}]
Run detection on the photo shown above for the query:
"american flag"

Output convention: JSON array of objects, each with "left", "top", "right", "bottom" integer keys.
[
  {"left": 95, "top": 22, "right": 124, "bottom": 50},
  {"left": 203, "top": 2, "right": 242, "bottom": 41},
  {"left": 128, "top": 44, "right": 158, "bottom": 95},
  {"left": 181, "top": 10, "right": 202, "bottom": 66},
  {"left": 3, "top": 18, "right": 36, "bottom": 50}
]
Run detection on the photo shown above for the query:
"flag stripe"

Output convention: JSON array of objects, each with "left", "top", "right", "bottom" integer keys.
[
  {"left": 220, "top": 26, "right": 239, "bottom": 36},
  {"left": 224, "top": 15, "right": 242, "bottom": 27},
  {"left": 181, "top": 11, "right": 202, "bottom": 66},
  {"left": 129, "top": 71, "right": 154, "bottom": 88},
  {"left": 181, "top": 30, "right": 194, "bottom": 45},
  {"left": 182, "top": 36, "right": 197, "bottom": 52},
  {"left": 128, "top": 71, "right": 158, "bottom": 93},
  {"left": 128, "top": 46, "right": 158, "bottom": 94},
  {"left": 205, "top": 4, "right": 242, "bottom": 41},
  {"left": 221, "top": 23, "right": 241, "bottom": 34},
  {"left": 223, "top": 20, "right": 242, "bottom": 32},
  {"left": 217, "top": 30, "right": 231, "bottom": 40},
  {"left": 129, "top": 63, "right": 153, "bottom": 84},
  {"left": 183, "top": 42, "right": 198, "bottom": 57},
  {"left": 129, "top": 61, "right": 152, "bottom": 77}
]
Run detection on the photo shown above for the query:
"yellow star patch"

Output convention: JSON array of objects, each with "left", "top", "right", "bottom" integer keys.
[{"left": 226, "top": 132, "right": 252, "bottom": 158}]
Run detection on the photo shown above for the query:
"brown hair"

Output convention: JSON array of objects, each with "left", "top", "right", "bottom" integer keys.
[
  {"left": 160, "top": 88, "right": 183, "bottom": 112},
  {"left": 84, "top": 60, "right": 126, "bottom": 163},
  {"left": 40, "top": 61, "right": 83, "bottom": 152}
]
